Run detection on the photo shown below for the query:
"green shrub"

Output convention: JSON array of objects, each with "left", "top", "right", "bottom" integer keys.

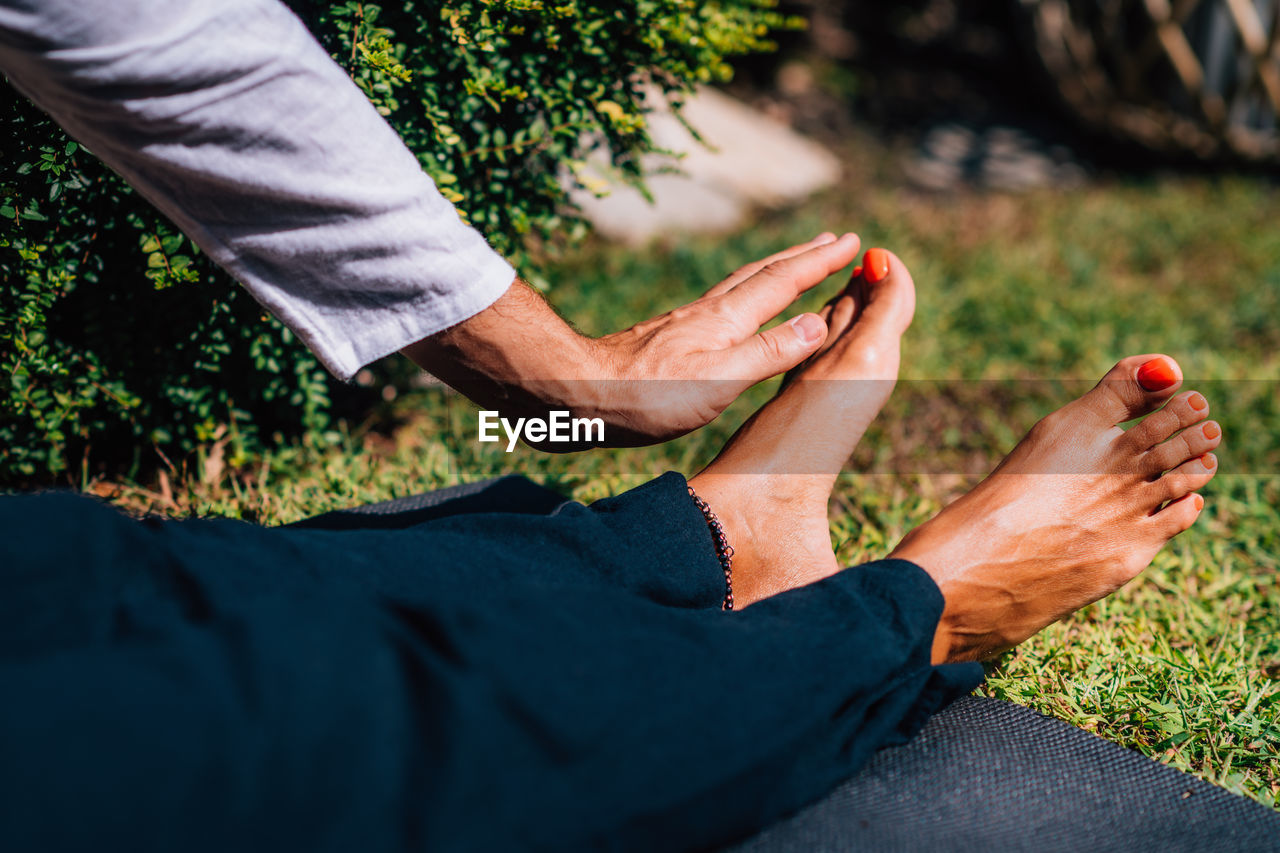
[{"left": 0, "top": 0, "right": 798, "bottom": 484}]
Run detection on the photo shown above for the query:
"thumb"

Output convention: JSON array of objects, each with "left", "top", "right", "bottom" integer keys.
[{"left": 714, "top": 312, "right": 827, "bottom": 382}]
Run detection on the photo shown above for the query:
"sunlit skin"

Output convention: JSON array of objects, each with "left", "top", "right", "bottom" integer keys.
[
  {"left": 403, "top": 234, "right": 866, "bottom": 448},
  {"left": 689, "top": 251, "right": 1221, "bottom": 665}
]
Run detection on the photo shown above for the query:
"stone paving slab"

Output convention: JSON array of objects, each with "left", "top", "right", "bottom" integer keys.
[{"left": 568, "top": 86, "right": 841, "bottom": 245}]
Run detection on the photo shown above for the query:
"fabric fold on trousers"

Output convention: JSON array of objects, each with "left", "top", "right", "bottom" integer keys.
[{"left": 0, "top": 474, "right": 982, "bottom": 852}]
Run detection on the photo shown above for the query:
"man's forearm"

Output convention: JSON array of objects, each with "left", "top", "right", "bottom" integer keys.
[{"left": 401, "top": 278, "right": 613, "bottom": 421}]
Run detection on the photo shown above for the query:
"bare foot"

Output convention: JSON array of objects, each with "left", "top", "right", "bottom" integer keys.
[
  {"left": 689, "top": 248, "right": 914, "bottom": 606},
  {"left": 891, "top": 354, "right": 1222, "bottom": 663}
]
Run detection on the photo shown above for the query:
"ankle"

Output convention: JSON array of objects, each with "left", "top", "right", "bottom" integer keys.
[
  {"left": 688, "top": 471, "right": 840, "bottom": 606},
  {"left": 687, "top": 473, "right": 779, "bottom": 604},
  {"left": 688, "top": 472, "right": 756, "bottom": 561}
]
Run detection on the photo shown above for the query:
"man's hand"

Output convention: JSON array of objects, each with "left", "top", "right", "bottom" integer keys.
[{"left": 401, "top": 232, "right": 861, "bottom": 448}]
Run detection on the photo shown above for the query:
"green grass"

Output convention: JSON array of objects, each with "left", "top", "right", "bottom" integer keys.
[{"left": 96, "top": 142, "right": 1280, "bottom": 808}]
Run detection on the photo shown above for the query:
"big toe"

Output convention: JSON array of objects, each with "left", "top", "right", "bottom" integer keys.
[
  {"left": 1075, "top": 355, "right": 1184, "bottom": 426},
  {"left": 855, "top": 247, "right": 916, "bottom": 337}
]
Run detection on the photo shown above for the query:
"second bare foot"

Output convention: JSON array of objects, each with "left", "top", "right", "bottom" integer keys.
[{"left": 892, "top": 355, "right": 1221, "bottom": 662}]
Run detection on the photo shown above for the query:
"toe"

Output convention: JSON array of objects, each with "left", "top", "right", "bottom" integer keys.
[
  {"left": 827, "top": 292, "right": 858, "bottom": 337},
  {"left": 806, "top": 292, "right": 857, "bottom": 362},
  {"left": 851, "top": 248, "right": 916, "bottom": 337},
  {"left": 1078, "top": 355, "right": 1183, "bottom": 426},
  {"left": 1151, "top": 451, "right": 1218, "bottom": 505},
  {"left": 1142, "top": 419, "right": 1222, "bottom": 476},
  {"left": 1123, "top": 389, "right": 1210, "bottom": 450},
  {"left": 1149, "top": 492, "right": 1205, "bottom": 538}
]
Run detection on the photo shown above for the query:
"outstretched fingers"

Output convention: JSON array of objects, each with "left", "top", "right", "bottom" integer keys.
[
  {"left": 692, "top": 233, "right": 859, "bottom": 384},
  {"left": 711, "top": 312, "right": 830, "bottom": 383},
  {"left": 703, "top": 232, "right": 842, "bottom": 298},
  {"left": 709, "top": 232, "right": 860, "bottom": 335}
]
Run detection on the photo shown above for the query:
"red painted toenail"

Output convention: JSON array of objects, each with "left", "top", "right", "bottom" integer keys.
[
  {"left": 1201, "top": 453, "right": 1217, "bottom": 469},
  {"left": 1194, "top": 494, "right": 1204, "bottom": 511},
  {"left": 851, "top": 266, "right": 863, "bottom": 279},
  {"left": 1188, "top": 392, "right": 1207, "bottom": 411},
  {"left": 863, "top": 248, "right": 891, "bottom": 284},
  {"left": 1203, "top": 421, "right": 1221, "bottom": 440},
  {"left": 1136, "top": 358, "right": 1178, "bottom": 392}
]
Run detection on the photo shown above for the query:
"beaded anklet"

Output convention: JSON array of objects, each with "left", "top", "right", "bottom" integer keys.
[{"left": 688, "top": 485, "right": 734, "bottom": 611}]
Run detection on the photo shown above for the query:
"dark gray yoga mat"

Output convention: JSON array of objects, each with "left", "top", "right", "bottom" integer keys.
[{"left": 730, "top": 695, "right": 1280, "bottom": 853}]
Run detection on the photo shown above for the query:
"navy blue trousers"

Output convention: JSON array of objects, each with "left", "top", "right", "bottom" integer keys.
[{"left": 0, "top": 473, "right": 981, "bottom": 851}]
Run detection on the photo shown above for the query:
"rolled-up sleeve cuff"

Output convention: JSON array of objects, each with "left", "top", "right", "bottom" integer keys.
[{"left": 311, "top": 248, "right": 515, "bottom": 381}]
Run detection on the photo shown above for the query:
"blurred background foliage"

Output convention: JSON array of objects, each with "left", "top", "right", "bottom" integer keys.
[{"left": 0, "top": 0, "right": 799, "bottom": 484}]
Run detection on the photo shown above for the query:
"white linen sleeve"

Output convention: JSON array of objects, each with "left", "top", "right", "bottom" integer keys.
[{"left": 0, "top": 0, "right": 515, "bottom": 380}]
